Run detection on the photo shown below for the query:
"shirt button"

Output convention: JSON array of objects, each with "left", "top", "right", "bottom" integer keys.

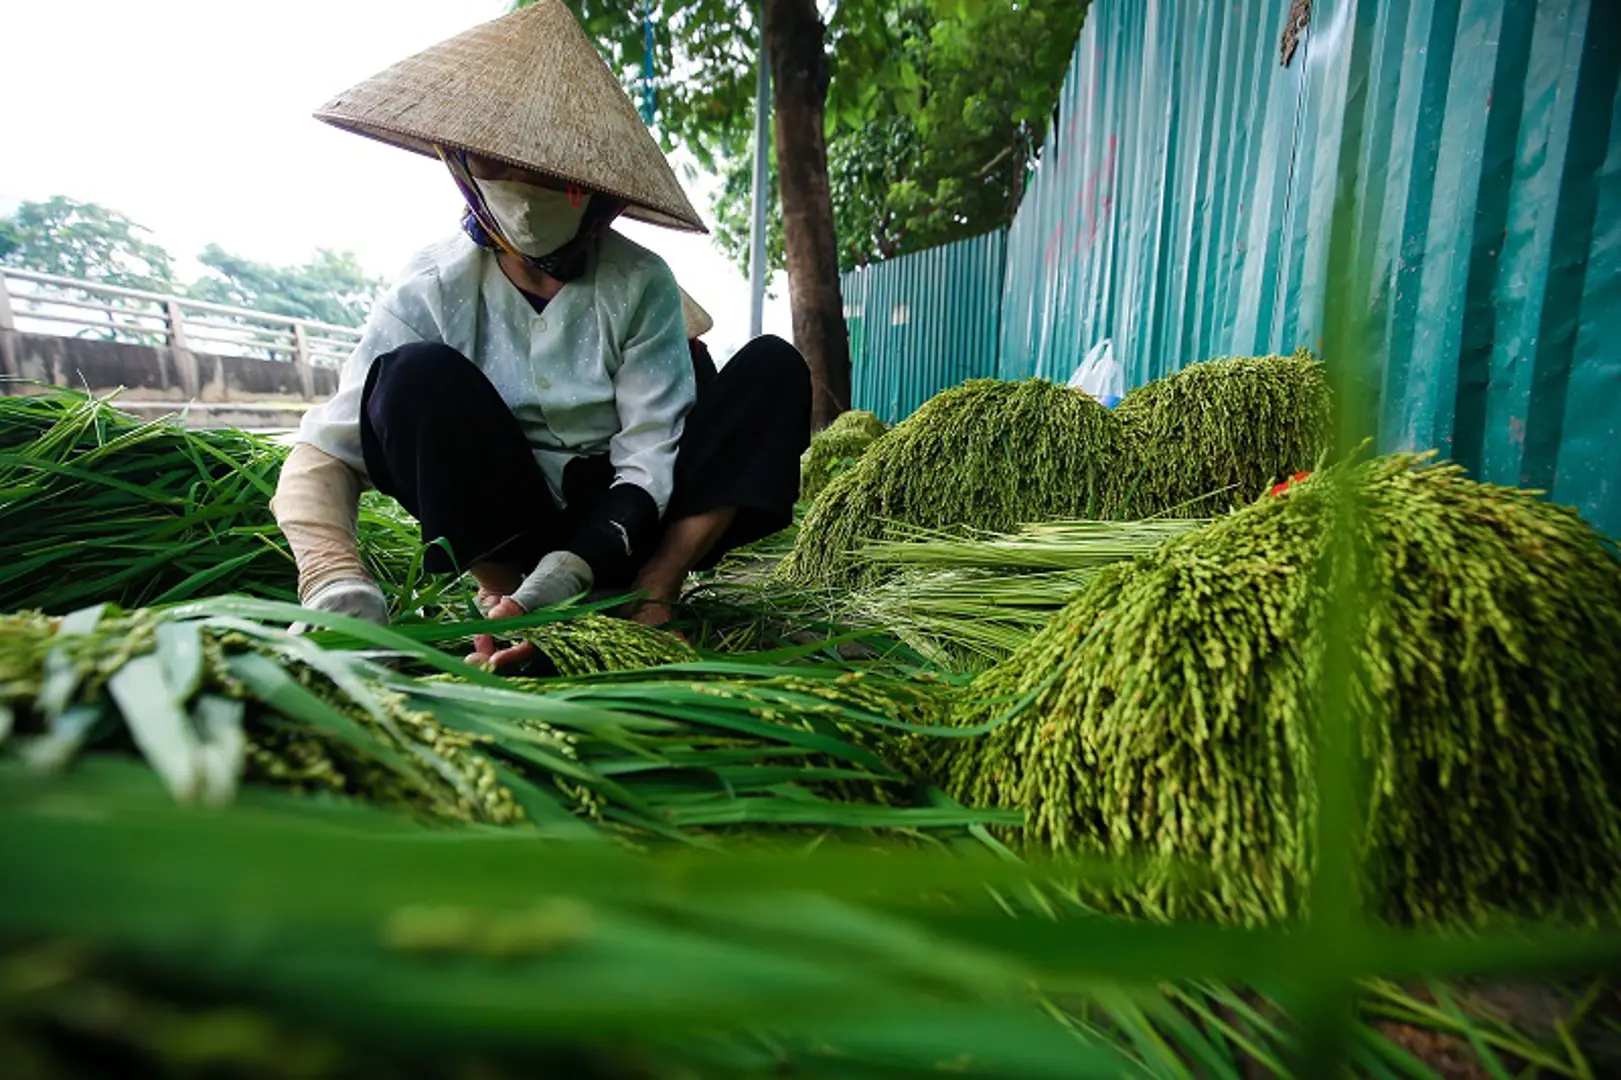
[
  {"left": 537, "top": 317, "right": 548, "bottom": 332},
  {"left": 536, "top": 375, "right": 551, "bottom": 389}
]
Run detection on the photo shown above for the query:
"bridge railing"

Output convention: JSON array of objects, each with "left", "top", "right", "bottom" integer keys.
[{"left": 0, "top": 267, "right": 364, "bottom": 369}]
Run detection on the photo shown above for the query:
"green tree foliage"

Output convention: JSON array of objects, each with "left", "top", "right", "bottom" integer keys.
[
  {"left": 562, "top": 0, "right": 772, "bottom": 164},
  {"left": 711, "top": 1, "right": 1086, "bottom": 274},
  {"left": 0, "top": 196, "right": 176, "bottom": 292},
  {"left": 0, "top": 217, "right": 21, "bottom": 262},
  {"left": 188, "top": 246, "right": 383, "bottom": 328}
]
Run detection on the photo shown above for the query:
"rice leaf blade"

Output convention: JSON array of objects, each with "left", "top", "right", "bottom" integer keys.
[{"left": 106, "top": 654, "right": 201, "bottom": 801}]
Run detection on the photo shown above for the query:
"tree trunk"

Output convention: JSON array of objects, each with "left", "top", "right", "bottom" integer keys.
[{"left": 763, "top": 0, "right": 850, "bottom": 431}]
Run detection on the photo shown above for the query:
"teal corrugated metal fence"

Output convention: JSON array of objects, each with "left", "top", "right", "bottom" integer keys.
[
  {"left": 859, "top": 0, "right": 1620, "bottom": 534},
  {"left": 842, "top": 230, "right": 1006, "bottom": 424},
  {"left": 1000, "top": 0, "right": 1327, "bottom": 385},
  {"left": 1283, "top": 0, "right": 1621, "bottom": 528}
]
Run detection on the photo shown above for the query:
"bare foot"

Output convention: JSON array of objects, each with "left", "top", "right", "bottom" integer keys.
[
  {"left": 626, "top": 592, "right": 690, "bottom": 644},
  {"left": 628, "top": 596, "right": 675, "bottom": 627}
]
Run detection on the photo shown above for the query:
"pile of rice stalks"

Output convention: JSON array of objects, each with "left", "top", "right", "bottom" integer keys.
[
  {"left": 0, "top": 390, "right": 439, "bottom": 615},
  {"left": 0, "top": 605, "right": 526, "bottom": 825},
  {"left": 934, "top": 454, "right": 1621, "bottom": 927},
  {"left": 1117, "top": 350, "right": 1331, "bottom": 515},
  {"left": 776, "top": 381, "right": 1130, "bottom": 589},
  {"left": 0, "top": 600, "right": 990, "bottom": 839},
  {"left": 801, "top": 409, "right": 888, "bottom": 501},
  {"left": 777, "top": 355, "right": 1329, "bottom": 589}
]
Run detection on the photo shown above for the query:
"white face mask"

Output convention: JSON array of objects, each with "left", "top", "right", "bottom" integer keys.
[{"left": 478, "top": 179, "right": 591, "bottom": 259}]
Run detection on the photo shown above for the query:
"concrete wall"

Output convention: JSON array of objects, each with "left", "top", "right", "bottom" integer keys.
[{"left": 0, "top": 330, "right": 338, "bottom": 402}]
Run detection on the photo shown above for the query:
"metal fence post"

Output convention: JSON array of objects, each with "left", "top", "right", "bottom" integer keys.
[
  {"left": 0, "top": 273, "right": 19, "bottom": 390},
  {"left": 292, "top": 322, "right": 315, "bottom": 400},
  {"left": 166, "top": 299, "right": 201, "bottom": 399}
]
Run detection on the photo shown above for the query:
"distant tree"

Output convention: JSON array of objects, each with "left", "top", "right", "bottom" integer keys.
[
  {"left": 558, "top": 0, "right": 889, "bottom": 427},
  {"left": 709, "top": 1, "right": 1086, "bottom": 276},
  {"left": 0, "top": 196, "right": 176, "bottom": 292},
  {"left": 188, "top": 246, "right": 383, "bottom": 328},
  {"left": 0, "top": 216, "right": 21, "bottom": 262}
]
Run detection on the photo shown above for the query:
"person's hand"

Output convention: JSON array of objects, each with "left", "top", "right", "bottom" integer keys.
[
  {"left": 465, "top": 553, "right": 591, "bottom": 673},
  {"left": 467, "top": 596, "right": 538, "bottom": 671}
]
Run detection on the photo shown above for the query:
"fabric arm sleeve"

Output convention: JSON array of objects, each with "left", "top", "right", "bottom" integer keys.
[{"left": 271, "top": 442, "right": 368, "bottom": 601}]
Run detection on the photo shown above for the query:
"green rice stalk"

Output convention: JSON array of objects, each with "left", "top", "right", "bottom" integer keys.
[
  {"left": 777, "top": 357, "right": 1329, "bottom": 591},
  {"left": 0, "top": 778, "right": 1594, "bottom": 1080},
  {"left": 935, "top": 454, "right": 1621, "bottom": 927},
  {"left": 508, "top": 612, "right": 698, "bottom": 675},
  {"left": 844, "top": 520, "right": 1207, "bottom": 671},
  {"left": 0, "top": 784, "right": 1128, "bottom": 1079},
  {"left": 500, "top": 665, "right": 956, "bottom": 814},
  {"left": 848, "top": 567, "right": 1101, "bottom": 671},
  {"left": 0, "top": 606, "right": 524, "bottom": 824},
  {"left": 800, "top": 408, "right": 888, "bottom": 501},
  {"left": 858, "top": 519, "right": 1208, "bottom": 572}
]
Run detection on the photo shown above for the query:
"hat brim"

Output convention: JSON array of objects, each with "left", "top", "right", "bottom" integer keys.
[
  {"left": 678, "top": 286, "right": 715, "bottom": 338},
  {"left": 316, "top": 114, "right": 705, "bottom": 233}
]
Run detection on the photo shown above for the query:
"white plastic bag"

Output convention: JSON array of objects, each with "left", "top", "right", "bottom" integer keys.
[{"left": 1066, "top": 338, "right": 1124, "bottom": 408}]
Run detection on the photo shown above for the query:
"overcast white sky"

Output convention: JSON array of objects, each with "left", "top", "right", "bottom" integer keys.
[{"left": 0, "top": 0, "right": 790, "bottom": 361}]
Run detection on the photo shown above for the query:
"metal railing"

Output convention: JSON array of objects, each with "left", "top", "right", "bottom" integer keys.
[{"left": 0, "top": 267, "right": 364, "bottom": 369}]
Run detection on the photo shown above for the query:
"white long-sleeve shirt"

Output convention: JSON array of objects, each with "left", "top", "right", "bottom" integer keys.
[{"left": 296, "top": 229, "right": 696, "bottom": 514}]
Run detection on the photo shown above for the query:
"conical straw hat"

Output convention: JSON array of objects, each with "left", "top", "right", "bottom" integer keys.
[
  {"left": 314, "top": 1, "right": 706, "bottom": 233},
  {"left": 679, "top": 286, "right": 714, "bottom": 339}
]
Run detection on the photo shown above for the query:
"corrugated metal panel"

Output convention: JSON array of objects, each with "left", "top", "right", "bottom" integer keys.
[
  {"left": 994, "top": 0, "right": 1621, "bottom": 534},
  {"left": 1000, "top": 0, "right": 1313, "bottom": 385},
  {"left": 842, "top": 230, "right": 1006, "bottom": 423}
]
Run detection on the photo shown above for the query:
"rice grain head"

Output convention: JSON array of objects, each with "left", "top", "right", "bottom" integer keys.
[
  {"left": 777, "top": 357, "right": 1330, "bottom": 591},
  {"left": 801, "top": 409, "right": 890, "bottom": 501},
  {"left": 1115, "top": 349, "right": 1331, "bottom": 515},
  {"left": 777, "top": 380, "right": 1133, "bottom": 589}
]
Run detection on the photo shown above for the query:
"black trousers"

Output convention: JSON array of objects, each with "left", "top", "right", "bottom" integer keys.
[{"left": 358, "top": 335, "right": 811, "bottom": 586}]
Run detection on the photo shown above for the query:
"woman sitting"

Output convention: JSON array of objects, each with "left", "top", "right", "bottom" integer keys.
[{"left": 272, "top": 0, "right": 809, "bottom": 670}]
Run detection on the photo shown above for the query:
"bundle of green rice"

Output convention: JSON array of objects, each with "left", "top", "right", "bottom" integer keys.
[
  {"left": 935, "top": 455, "right": 1621, "bottom": 927},
  {"left": 0, "top": 390, "right": 434, "bottom": 614},
  {"left": 778, "top": 357, "right": 1330, "bottom": 591},
  {"left": 1117, "top": 350, "right": 1331, "bottom": 513},
  {"left": 801, "top": 409, "right": 888, "bottom": 500},
  {"left": 776, "top": 380, "right": 1132, "bottom": 589},
  {"left": 0, "top": 600, "right": 994, "bottom": 839},
  {"left": 506, "top": 612, "right": 697, "bottom": 675},
  {"left": 0, "top": 605, "right": 528, "bottom": 824}
]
